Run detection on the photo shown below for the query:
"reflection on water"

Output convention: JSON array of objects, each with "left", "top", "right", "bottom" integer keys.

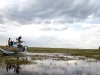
[
  {"left": 0, "top": 53, "right": 100, "bottom": 75},
  {"left": 6, "top": 64, "right": 21, "bottom": 73}
]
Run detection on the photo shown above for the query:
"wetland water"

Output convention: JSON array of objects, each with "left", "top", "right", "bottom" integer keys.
[{"left": 0, "top": 53, "right": 100, "bottom": 75}]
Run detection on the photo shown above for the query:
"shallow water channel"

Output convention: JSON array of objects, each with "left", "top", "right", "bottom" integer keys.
[{"left": 0, "top": 53, "right": 100, "bottom": 75}]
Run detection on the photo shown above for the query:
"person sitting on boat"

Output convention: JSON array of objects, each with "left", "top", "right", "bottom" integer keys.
[
  {"left": 17, "top": 35, "right": 23, "bottom": 43},
  {"left": 10, "top": 40, "right": 14, "bottom": 47},
  {"left": 14, "top": 36, "right": 23, "bottom": 44},
  {"left": 16, "top": 35, "right": 23, "bottom": 50},
  {"left": 8, "top": 38, "right": 11, "bottom": 48}
]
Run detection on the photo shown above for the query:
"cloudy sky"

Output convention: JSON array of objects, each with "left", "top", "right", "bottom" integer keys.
[{"left": 0, "top": 0, "right": 100, "bottom": 49}]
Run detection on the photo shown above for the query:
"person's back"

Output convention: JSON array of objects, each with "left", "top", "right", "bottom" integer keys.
[
  {"left": 18, "top": 36, "right": 22, "bottom": 42},
  {"left": 10, "top": 40, "right": 13, "bottom": 46},
  {"left": 8, "top": 38, "right": 11, "bottom": 47}
]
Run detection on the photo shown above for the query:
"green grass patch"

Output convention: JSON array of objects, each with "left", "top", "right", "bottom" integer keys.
[{"left": 1, "top": 46, "right": 100, "bottom": 60}]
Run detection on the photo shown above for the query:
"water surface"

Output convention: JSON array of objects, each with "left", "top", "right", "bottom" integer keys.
[{"left": 0, "top": 53, "right": 100, "bottom": 75}]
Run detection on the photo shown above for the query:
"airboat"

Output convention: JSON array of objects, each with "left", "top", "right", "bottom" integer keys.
[{"left": 0, "top": 36, "right": 28, "bottom": 55}]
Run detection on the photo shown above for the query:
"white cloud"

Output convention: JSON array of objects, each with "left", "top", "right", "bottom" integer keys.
[{"left": 0, "top": 0, "right": 100, "bottom": 49}]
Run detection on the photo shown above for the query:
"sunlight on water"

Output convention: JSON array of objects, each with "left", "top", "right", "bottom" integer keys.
[{"left": 0, "top": 53, "right": 100, "bottom": 75}]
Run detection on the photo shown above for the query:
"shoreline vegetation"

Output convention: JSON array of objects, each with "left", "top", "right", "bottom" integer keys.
[{"left": 0, "top": 46, "right": 100, "bottom": 60}]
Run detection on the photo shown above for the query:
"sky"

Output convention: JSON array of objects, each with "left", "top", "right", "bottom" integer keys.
[{"left": 0, "top": 0, "right": 100, "bottom": 49}]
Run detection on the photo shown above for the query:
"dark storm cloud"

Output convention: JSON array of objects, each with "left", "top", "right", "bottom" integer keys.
[
  {"left": 95, "top": 9, "right": 100, "bottom": 17},
  {"left": 1, "top": 0, "right": 100, "bottom": 24},
  {"left": 44, "top": 20, "right": 51, "bottom": 24}
]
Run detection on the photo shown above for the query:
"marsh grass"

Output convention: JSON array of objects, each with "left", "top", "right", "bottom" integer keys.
[
  {"left": 5, "top": 58, "right": 30, "bottom": 65},
  {"left": 1, "top": 46, "right": 100, "bottom": 60},
  {"left": 0, "top": 54, "right": 32, "bottom": 66},
  {"left": 27, "top": 47, "right": 100, "bottom": 60}
]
